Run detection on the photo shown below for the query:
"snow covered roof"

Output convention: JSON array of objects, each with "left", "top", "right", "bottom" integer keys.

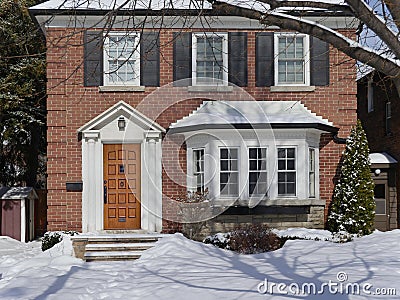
[
  {"left": 369, "top": 152, "right": 398, "bottom": 165},
  {"left": 30, "top": 0, "right": 350, "bottom": 14},
  {"left": 169, "top": 100, "right": 337, "bottom": 133},
  {"left": 0, "top": 187, "right": 38, "bottom": 201}
]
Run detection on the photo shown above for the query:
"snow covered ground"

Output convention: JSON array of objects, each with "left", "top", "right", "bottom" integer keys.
[{"left": 0, "top": 229, "right": 399, "bottom": 299}]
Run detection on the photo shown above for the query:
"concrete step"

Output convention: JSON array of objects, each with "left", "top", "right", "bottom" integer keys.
[
  {"left": 72, "top": 233, "right": 168, "bottom": 261},
  {"left": 85, "top": 242, "right": 156, "bottom": 252},
  {"left": 84, "top": 250, "right": 143, "bottom": 261}
]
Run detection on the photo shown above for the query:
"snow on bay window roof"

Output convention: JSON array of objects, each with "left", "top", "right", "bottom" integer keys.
[{"left": 169, "top": 100, "right": 337, "bottom": 134}]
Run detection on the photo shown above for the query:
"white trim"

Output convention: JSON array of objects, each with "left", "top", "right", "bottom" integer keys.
[
  {"left": 274, "top": 33, "right": 310, "bottom": 86},
  {"left": 81, "top": 102, "right": 163, "bottom": 233},
  {"left": 20, "top": 199, "right": 26, "bottom": 242},
  {"left": 103, "top": 32, "right": 141, "bottom": 86},
  {"left": 185, "top": 129, "right": 319, "bottom": 203},
  {"left": 218, "top": 146, "right": 240, "bottom": 199},
  {"left": 78, "top": 101, "right": 165, "bottom": 133},
  {"left": 191, "top": 32, "right": 228, "bottom": 86},
  {"left": 276, "top": 146, "right": 298, "bottom": 198}
]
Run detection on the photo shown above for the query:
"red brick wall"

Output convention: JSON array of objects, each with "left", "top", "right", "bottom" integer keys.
[
  {"left": 46, "top": 28, "right": 357, "bottom": 232},
  {"left": 358, "top": 73, "right": 400, "bottom": 228}
]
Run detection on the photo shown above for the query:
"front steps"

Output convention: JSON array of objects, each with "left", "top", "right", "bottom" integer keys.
[{"left": 71, "top": 233, "right": 166, "bottom": 262}]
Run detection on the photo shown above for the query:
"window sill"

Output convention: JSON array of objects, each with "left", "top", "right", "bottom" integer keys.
[
  {"left": 187, "top": 85, "right": 233, "bottom": 93},
  {"left": 99, "top": 85, "right": 146, "bottom": 92},
  {"left": 270, "top": 85, "right": 316, "bottom": 92},
  {"left": 214, "top": 198, "right": 325, "bottom": 207}
]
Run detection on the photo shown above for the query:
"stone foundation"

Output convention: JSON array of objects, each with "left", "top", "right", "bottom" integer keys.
[{"left": 182, "top": 204, "right": 325, "bottom": 240}]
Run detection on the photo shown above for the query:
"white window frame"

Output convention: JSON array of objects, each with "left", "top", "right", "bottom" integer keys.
[
  {"left": 191, "top": 32, "right": 228, "bottom": 86},
  {"left": 103, "top": 32, "right": 141, "bottom": 86},
  {"left": 219, "top": 147, "right": 239, "bottom": 198},
  {"left": 248, "top": 147, "right": 268, "bottom": 198},
  {"left": 193, "top": 148, "right": 205, "bottom": 193},
  {"left": 274, "top": 33, "right": 310, "bottom": 86},
  {"left": 367, "top": 78, "right": 374, "bottom": 113},
  {"left": 277, "top": 147, "right": 297, "bottom": 197},
  {"left": 308, "top": 148, "right": 316, "bottom": 198}
]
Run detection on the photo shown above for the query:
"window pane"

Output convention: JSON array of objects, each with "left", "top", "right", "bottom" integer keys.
[
  {"left": 220, "top": 149, "right": 228, "bottom": 159},
  {"left": 375, "top": 199, "right": 386, "bottom": 215},
  {"left": 221, "top": 160, "right": 228, "bottom": 171},
  {"left": 287, "top": 172, "right": 296, "bottom": 182},
  {"left": 287, "top": 160, "right": 295, "bottom": 170},
  {"left": 278, "top": 183, "right": 285, "bottom": 195},
  {"left": 278, "top": 149, "right": 286, "bottom": 158},
  {"left": 220, "top": 173, "right": 229, "bottom": 184},
  {"left": 287, "top": 148, "right": 295, "bottom": 158},
  {"left": 287, "top": 183, "right": 295, "bottom": 195},
  {"left": 249, "top": 148, "right": 257, "bottom": 159},
  {"left": 278, "top": 160, "right": 285, "bottom": 170}
]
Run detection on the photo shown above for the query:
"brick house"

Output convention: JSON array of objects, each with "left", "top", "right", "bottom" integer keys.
[
  {"left": 357, "top": 71, "right": 399, "bottom": 231},
  {"left": 29, "top": 0, "right": 359, "bottom": 235}
]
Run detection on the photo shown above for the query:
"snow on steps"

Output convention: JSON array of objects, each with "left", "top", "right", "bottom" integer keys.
[{"left": 71, "top": 233, "right": 167, "bottom": 262}]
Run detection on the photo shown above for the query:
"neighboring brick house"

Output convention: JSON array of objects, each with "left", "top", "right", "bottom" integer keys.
[
  {"left": 357, "top": 71, "right": 399, "bottom": 231},
  {"left": 30, "top": 0, "right": 359, "bottom": 234}
]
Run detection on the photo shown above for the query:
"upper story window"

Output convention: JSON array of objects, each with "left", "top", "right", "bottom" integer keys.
[
  {"left": 104, "top": 33, "right": 140, "bottom": 86},
  {"left": 192, "top": 33, "right": 228, "bottom": 86},
  {"left": 275, "top": 34, "right": 310, "bottom": 86},
  {"left": 386, "top": 101, "right": 392, "bottom": 135},
  {"left": 277, "top": 148, "right": 296, "bottom": 196},
  {"left": 249, "top": 148, "right": 268, "bottom": 197},
  {"left": 367, "top": 79, "right": 374, "bottom": 113},
  {"left": 220, "top": 148, "right": 239, "bottom": 197}
]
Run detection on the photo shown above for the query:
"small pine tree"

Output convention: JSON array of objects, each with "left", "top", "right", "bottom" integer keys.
[{"left": 328, "top": 120, "right": 375, "bottom": 235}]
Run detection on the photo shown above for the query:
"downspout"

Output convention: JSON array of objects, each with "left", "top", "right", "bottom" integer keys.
[{"left": 333, "top": 134, "right": 347, "bottom": 144}]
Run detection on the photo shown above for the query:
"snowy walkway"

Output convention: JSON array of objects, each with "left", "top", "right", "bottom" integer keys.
[{"left": 0, "top": 230, "right": 399, "bottom": 299}]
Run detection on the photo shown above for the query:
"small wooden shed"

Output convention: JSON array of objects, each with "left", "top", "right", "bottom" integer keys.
[{"left": 0, "top": 187, "right": 38, "bottom": 242}]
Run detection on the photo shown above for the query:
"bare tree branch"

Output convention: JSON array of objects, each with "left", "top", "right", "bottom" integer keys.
[
  {"left": 210, "top": 0, "right": 400, "bottom": 79},
  {"left": 383, "top": 0, "right": 400, "bottom": 31},
  {"left": 344, "top": 0, "right": 400, "bottom": 59}
]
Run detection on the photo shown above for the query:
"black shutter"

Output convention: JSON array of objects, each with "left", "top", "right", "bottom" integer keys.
[
  {"left": 173, "top": 32, "right": 192, "bottom": 86},
  {"left": 256, "top": 33, "right": 274, "bottom": 87},
  {"left": 310, "top": 37, "right": 329, "bottom": 86},
  {"left": 140, "top": 32, "right": 160, "bottom": 87},
  {"left": 84, "top": 31, "right": 103, "bottom": 87},
  {"left": 228, "top": 32, "right": 247, "bottom": 87}
]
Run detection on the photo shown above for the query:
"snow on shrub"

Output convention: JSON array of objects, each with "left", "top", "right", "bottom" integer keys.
[
  {"left": 204, "top": 224, "right": 283, "bottom": 254},
  {"left": 41, "top": 231, "right": 78, "bottom": 251}
]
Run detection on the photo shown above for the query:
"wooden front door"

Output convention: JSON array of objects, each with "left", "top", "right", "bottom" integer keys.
[
  {"left": 103, "top": 144, "right": 141, "bottom": 229},
  {"left": 373, "top": 181, "right": 389, "bottom": 231}
]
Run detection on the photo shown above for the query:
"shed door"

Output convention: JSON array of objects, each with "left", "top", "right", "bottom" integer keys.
[
  {"left": 374, "top": 182, "right": 389, "bottom": 231},
  {"left": 103, "top": 144, "right": 141, "bottom": 229}
]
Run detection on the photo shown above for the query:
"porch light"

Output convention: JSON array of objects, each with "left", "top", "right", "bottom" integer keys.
[
  {"left": 375, "top": 169, "right": 381, "bottom": 176},
  {"left": 118, "top": 117, "right": 126, "bottom": 131}
]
